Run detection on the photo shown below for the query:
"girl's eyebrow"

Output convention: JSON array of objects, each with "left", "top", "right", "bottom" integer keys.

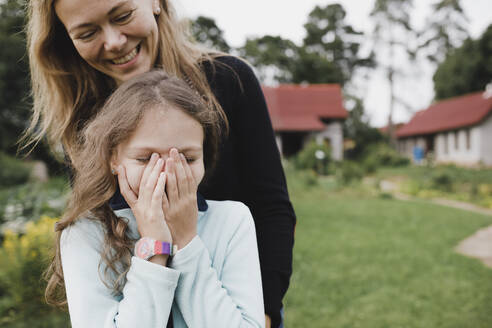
[
  {"left": 127, "top": 146, "right": 202, "bottom": 154},
  {"left": 68, "top": 1, "right": 130, "bottom": 33}
]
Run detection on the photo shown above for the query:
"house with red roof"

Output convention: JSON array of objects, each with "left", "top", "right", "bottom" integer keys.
[
  {"left": 396, "top": 89, "right": 492, "bottom": 165},
  {"left": 262, "top": 84, "right": 348, "bottom": 160}
]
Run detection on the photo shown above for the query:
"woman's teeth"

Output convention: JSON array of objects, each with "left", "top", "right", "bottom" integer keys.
[{"left": 112, "top": 47, "right": 138, "bottom": 65}]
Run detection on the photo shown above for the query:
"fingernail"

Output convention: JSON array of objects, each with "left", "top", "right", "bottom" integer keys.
[
  {"left": 157, "top": 158, "right": 163, "bottom": 165},
  {"left": 180, "top": 153, "right": 185, "bottom": 161}
]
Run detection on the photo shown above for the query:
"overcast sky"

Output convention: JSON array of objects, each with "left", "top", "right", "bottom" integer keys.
[{"left": 175, "top": 0, "right": 491, "bottom": 127}]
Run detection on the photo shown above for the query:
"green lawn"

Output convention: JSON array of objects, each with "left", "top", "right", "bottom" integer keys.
[{"left": 283, "top": 172, "right": 492, "bottom": 328}]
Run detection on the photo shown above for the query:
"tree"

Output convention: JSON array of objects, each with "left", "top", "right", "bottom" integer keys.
[
  {"left": 0, "top": 0, "right": 31, "bottom": 153},
  {"left": 433, "top": 24, "right": 492, "bottom": 100},
  {"left": 302, "top": 4, "right": 374, "bottom": 86},
  {"left": 238, "top": 4, "right": 373, "bottom": 86},
  {"left": 370, "top": 0, "right": 415, "bottom": 146},
  {"left": 343, "top": 96, "right": 384, "bottom": 159},
  {"left": 238, "top": 35, "right": 299, "bottom": 83},
  {"left": 190, "top": 16, "right": 230, "bottom": 53},
  {"left": 419, "top": 0, "right": 469, "bottom": 64},
  {"left": 0, "top": 0, "right": 66, "bottom": 175}
]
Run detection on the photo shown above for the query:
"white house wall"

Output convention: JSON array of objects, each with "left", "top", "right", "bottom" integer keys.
[
  {"left": 479, "top": 114, "right": 492, "bottom": 165},
  {"left": 434, "top": 127, "right": 481, "bottom": 165}
]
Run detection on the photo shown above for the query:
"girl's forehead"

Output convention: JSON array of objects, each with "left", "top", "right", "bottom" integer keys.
[{"left": 120, "top": 106, "right": 204, "bottom": 154}]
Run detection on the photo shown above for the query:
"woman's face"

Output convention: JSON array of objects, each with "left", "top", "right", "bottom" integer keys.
[
  {"left": 112, "top": 106, "right": 205, "bottom": 196},
  {"left": 55, "top": 0, "right": 160, "bottom": 84}
]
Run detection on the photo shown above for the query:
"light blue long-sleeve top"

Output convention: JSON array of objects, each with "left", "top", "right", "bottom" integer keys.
[{"left": 60, "top": 200, "right": 265, "bottom": 328}]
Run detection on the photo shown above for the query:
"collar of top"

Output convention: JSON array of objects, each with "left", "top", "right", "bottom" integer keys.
[{"left": 109, "top": 185, "right": 208, "bottom": 212}]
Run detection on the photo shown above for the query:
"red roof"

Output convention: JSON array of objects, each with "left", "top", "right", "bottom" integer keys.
[
  {"left": 379, "top": 123, "right": 405, "bottom": 134},
  {"left": 262, "top": 84, "right": 348, "bottom": 131},
  {"left": 397, "top": 92, "right": 492, "bottom": 137}
]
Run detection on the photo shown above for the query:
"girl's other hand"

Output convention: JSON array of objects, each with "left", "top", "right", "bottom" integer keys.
[
  {"left": 117, "top": 153, "right": 172, "bottom": 244},
  {"left": 162, "top": 148, "right": 198, "bottom": 250}
]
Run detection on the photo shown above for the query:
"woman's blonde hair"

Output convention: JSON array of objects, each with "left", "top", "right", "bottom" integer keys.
[
  {"left": 45, "top": 70, "right": 223, "bottom": 306},
  {"left": 23, "top": 0, "right": 228, "bottom": 160}
]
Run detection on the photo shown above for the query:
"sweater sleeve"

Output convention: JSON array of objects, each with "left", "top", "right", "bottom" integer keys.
[
  {"left": 169, "top": 204, "right": 264, "bottom": 328},
  {"left": 227, "top": 57, "right": 296, "bottom": 328},
  {"left": 60, "top": 221, "right": 179, "bottom": 328}
]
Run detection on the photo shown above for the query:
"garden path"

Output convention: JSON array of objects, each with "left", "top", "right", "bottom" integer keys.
[{"left": 391, "top": 190, "right": 492, "bottom": 268}]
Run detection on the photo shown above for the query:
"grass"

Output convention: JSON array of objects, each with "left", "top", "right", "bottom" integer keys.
[{"left": 283, "top": 169, "right": 492, "bottom": 328}]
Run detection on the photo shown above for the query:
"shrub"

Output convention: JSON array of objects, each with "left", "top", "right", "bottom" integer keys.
[
  {"left": 363, "top": 143, "right": 410, "bottom": 169},
  {"left": 336, "top": 161, "right": 364, "bottom": 185},
  {"left": 0, "top": 178, "right": 68, "bottom": 227},
  {"left": 362, "top": 156, "right": 378, "bottom": 174},
  {"left": 293, "top": 139, "right": 332, "bottom": 175},
  {"left": 0, "top": 216, "right": 70, "bottom": 327},
  {"left": 0, "top": 152, "right": 31, "bottom": 187},
  {"left": 431, "top": 169, "right": 454, "bottom": 192}
]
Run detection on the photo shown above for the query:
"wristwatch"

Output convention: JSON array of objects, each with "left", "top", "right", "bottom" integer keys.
[{"left": 134, "top": 237, "right": 176, "bottom": 260}]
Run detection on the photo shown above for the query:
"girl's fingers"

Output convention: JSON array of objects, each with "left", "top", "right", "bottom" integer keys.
[
  {"left": 161, "top": 172, "right": 169, "bottom": 214},
  {"left": 141, "top": 157, "right": 164, "bottom": 202},
  {"left": 165, "top": 157, "right": 179, "bottom": 205},
  {"left": 117, "top": 165, "right": 137, "bottom": 206},
  {"left": 138, "top": 153, "right": 159, "bottom": 196},
  {"left": 172, "top": 150, "right": 188, "bottom": 196},
  {"left": 181, "top": 153, "right": 197, "bottom": 192},
  {"left": 151, "top": 172, "right": 166, "bottom": 217}
]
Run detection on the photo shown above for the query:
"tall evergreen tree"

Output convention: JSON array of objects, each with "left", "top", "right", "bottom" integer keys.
[
  {"left": 419, "top": 0, "right": 469, "bottom": 63},
  {"left": 370, "top": 0, "right": 415, "bottom": 146}
]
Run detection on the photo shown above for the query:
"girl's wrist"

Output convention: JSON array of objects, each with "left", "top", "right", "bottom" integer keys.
[
  {"left": 175, "top": 233, "right": 197, "bottom": 250},
  {"left": 148, "top": 254, "right": 169, "bottom": 266}
]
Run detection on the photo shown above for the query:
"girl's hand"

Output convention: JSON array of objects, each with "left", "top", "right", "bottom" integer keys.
[
  {"left": 117, "top": 153, "right": 172, "bottom": 244},
  {"left": 162, "top": 148, "right": 198, "bottom": 250}
]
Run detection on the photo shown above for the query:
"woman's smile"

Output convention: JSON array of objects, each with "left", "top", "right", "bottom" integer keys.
[{"left": 110, "top": 43, "right": 140, "bottom": 66}]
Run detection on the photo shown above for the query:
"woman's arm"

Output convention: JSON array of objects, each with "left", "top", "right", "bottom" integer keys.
[
  {"left": 170, "top": 203, "right": 264, "bottom": 328},
  {"left": 60, "top": 220, "right": 179, "bottom": 328},
  {"left": 229, "top": 57, "right": 296, "bottom": 328}
]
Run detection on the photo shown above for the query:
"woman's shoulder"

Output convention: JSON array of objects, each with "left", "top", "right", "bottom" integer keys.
[
  {"left": 202, "top": 55, "right": 256, "bottom": 84},
  {"left": 205, "top": 54, "right": 251, "bottom": 72}
]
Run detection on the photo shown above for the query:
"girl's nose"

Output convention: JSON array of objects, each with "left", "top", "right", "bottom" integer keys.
[{"left": 103, "top": 27, "right": 126, "bottom": 52}]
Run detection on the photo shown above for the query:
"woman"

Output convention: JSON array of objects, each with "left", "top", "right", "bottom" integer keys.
[{"left": 25, "top": 0, "right": 295, "bottom": 326}]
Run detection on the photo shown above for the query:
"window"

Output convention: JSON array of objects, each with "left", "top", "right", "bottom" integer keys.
[
  {"left": 455, "top": 131, "right": 459, "bottom": 150},
  {"left": 466, "top": 129, "right": 471, "bottom": 150}
]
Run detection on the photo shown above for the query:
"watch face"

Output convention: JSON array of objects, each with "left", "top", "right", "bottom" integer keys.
[{"left": 135, "top": 238, "right": 153, "bottom": 259}]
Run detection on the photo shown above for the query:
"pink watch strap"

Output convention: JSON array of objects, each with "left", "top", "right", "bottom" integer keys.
[{"left": 154, "top": 241, "right": 171, "bottom": 255}]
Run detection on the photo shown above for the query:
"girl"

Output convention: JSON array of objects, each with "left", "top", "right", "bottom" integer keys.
[
  {"left": 26, "top": 0, "right": 295, "bottom": 326},
  {"left": 47, "top": 71, "right": 264, "bottom": 327}
]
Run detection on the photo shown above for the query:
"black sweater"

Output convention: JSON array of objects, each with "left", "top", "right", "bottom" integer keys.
[
  {"left": 199, "top": 56, "right": 296, "bottom": 328},
  {"left": 110, "top": 56, "right": 296, "bottom": 328}
]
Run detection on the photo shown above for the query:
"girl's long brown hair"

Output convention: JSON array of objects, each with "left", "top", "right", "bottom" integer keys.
[
  {"left": 22, "top": 0, "right": 228, "bottom": 160},
  {"left": 44, "top": 71, "right": 223, "bottom": 306}
]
